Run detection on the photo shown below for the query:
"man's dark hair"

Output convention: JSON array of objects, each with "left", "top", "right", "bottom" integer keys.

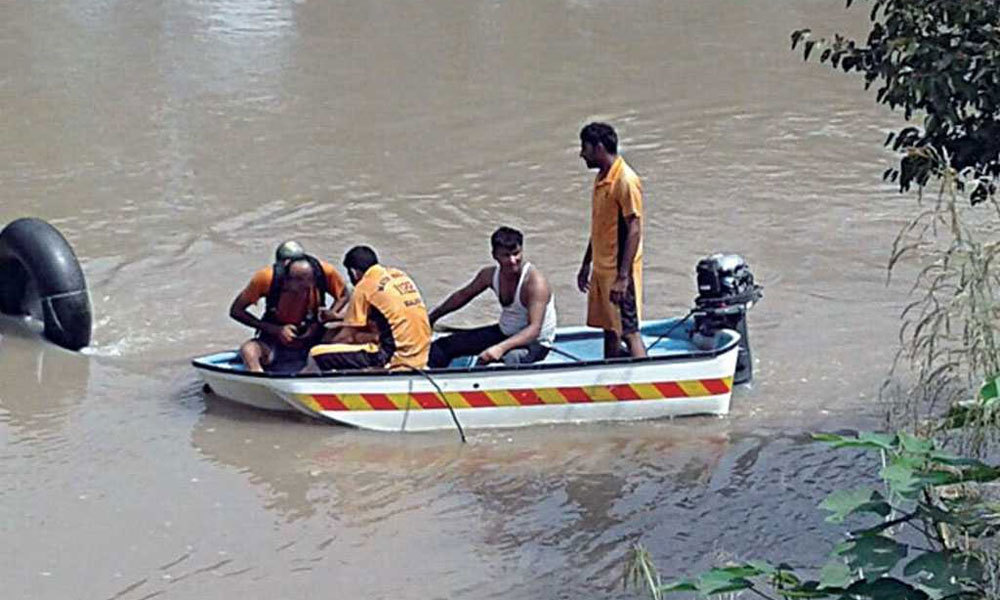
[
  {"left": 580, "top": 122, "right": 618, "bottom": 154},
  {"left": 343, "top": 245, "right": 379, "bottom": 273},
  {"left": 490, "top": 226, "right": 523, "bottom": 253}
]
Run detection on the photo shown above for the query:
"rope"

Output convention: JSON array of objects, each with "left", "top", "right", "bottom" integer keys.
[
  {"left": 541, "top": 343, "right": 585, "bottom": 362},
  {"left": 644, "top": 310, "right": 696, "bottom": 353},
  {"left": 400, "top": 366, "right": 467, "bottom": 443}
]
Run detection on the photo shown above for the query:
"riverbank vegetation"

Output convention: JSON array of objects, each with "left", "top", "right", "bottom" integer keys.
[
  {"left": 790, "top": 0, "right": 1000, "bottom": 449},
  {"left": 790, "top": 0, "right": 1000, "bottom": 446},
  {"left": 627, "top": 432, "right": 1000, "bottom": 600},
  {"left": 625, "top": 1, "right": 1000, "bottom": 597}
]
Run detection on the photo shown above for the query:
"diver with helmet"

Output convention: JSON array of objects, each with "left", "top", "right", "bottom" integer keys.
[{"left": 228, "top": 241, "right": 350, "bottom": 372}]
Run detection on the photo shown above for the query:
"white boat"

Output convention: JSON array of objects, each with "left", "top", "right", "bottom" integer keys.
[{"left": 192, "top": 318, "right": 741, "bottom": 432}]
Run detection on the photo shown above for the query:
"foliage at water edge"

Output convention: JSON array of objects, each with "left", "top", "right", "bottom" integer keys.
[{"left": 625, "top": 432, "right": 1000, "bottom": 600}]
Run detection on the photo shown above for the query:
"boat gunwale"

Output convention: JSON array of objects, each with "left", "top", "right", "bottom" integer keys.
[{"left": 191, "top": 328, "right": 741, "bottom": 381}]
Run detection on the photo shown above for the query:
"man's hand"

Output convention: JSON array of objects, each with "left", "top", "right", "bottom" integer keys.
[
  {"left": 318, "top": 308, "right": 341, "bottom": 324},
  {"left": 610, "top": 275, "right": 629, "bottom": 305},
  {"left": 274, "top": 323, "right": 298, "bottom": 346},
  {"left": 577, "top": 263, "right": 591, "bottom": 293},
  {"left": 478, "top": 344, "right": 506, "bottom": 364}
]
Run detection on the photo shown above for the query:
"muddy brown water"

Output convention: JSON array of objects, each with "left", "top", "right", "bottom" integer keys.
[{"left": 2, "top": 1, "right": 916, "bottom": 598}]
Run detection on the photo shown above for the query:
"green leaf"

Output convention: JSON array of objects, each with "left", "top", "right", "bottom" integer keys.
[
  {"left": 957, "top": 463, "right": 1000, "bottom": 483},
  {"left": 978, "top": 375, "right": 1000, "bottom": 401},
  {"left": 819, "top": 488, "right": 891, "bottom": 523},
  {"left": 881, "top": 461, "right": 924, "bottom": 499},
  {"left": 920, "top": 463, "right": 1000, "bottom": 487},
  {"left": 848, "top": 515, "right": 912, "bottom": 538},
  {"left": 812, "top": 431, "right": 896, "bottom": 451},
  {"left": 836, "top": 536, "right": 908, "bottom": 580},
  {"left": 658, "top": 580, "right": 697, "bottom": 593},
  {"left": 903, "top": 551, "right": 983, "bottom": 594},
  {"left": 818, "top": 560, "right": 852, "bottom": 589},
  {"left": 927, "top": 450, "right": 977, "bottom": 466},
  {"left": 694, "top": 568, "right": 755, "bottom": 595},
  {"left": 747, "top": 560, "right": 776, "bottom": 575},
  {"left": 844, "top": 577, "right": 930, "bottom": 600},
  {"left": 897, "top": 431, "right": 935, "bottom": 456},
  {"left": 858, "top": 432, "right": 897, "bottom": 450},
  {"left": 713, "top": 564, "right": 768, "bottom": 578}
]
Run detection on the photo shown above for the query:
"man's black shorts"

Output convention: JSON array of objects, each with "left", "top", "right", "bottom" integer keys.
[{"left": 311, "top": 344, "right": 391, "bottom": 371}]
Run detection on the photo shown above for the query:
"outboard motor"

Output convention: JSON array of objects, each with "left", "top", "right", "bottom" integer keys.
[{"left": 692, "top": 254, "right": 762, "bottom": 384}]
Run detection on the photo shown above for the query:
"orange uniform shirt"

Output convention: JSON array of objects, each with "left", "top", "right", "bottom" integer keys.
[
  {"left": 238, "top": 261, "right": 347, "bottom": 325},
  {"left": 345, "top": 264, "right": 431, "bottom": 369},
  {"left": 587, "top": 156, "right": 644, "bottom": 332},
  {"left": 591, "top": 155, "right": 643, "bottom": 274}
]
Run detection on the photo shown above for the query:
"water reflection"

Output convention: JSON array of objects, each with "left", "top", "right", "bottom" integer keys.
[
  {"left": 0, "top": 316, "right": 92, "bottom": 442},
  {"left": 189, "top": 402, "right": 872, "bottom": 597},
  {"left": 190, "top": 401, "right": 730, "bottom": 592}
]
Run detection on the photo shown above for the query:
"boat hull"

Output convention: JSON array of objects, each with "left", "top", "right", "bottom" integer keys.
[
  {"left": 285, "top": 353, "right": 736, "bottom": 431},
  {"left": 194, "top": 322, "right": 739, "bottom": 431},
  {"left": 202, "top": 368, "right": 298, "bottom": 413}
]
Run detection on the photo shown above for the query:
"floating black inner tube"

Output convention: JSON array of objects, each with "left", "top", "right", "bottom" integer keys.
[{"left": 0, "top": 217, "right": 92, "bottom": 350}]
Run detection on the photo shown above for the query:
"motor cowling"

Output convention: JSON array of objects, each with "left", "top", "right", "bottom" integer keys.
[{"left": 692, "top": 254, "right": 762, "bottom": 384}]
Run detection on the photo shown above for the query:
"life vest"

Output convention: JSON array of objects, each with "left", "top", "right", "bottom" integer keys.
[{"left": 262, "top": 255, "right": 329, "bottom": 326}]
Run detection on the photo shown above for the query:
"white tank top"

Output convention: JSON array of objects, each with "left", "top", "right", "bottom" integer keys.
[{"left": 492, "top": 262, "right": 557, "bottom": 344}]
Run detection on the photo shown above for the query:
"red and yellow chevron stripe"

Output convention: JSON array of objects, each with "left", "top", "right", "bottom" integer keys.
[{"left": 295, "top": 377, "right": 732, "bottom": 412}]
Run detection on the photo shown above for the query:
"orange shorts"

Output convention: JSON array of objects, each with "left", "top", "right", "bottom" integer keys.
[{"left": 586, "top": 266, "right": 643, "bottom": 335}]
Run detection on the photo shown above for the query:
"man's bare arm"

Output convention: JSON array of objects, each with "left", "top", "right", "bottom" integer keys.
[
  {"left": 577, "top": 240, "right": 593, "bottom": 293},
  {"left": 611, "top": 215, "right": 641, "bottom": 304},
  {"left": 229, "top": 293, "right": 286, "bottom": 339},
  {"left": 427, "top": 267, "right": 492, "bottom": 326},
  {"left": 320, "top": 290, "right": 352, "bottom": 323}
]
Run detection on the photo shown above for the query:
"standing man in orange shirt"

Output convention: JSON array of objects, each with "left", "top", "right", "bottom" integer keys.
[{"left": 576, "top": 122, "right": 648, "bottom": 359}]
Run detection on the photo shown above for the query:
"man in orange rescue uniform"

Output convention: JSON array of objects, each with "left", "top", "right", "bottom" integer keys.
[
  {"left": 230, "top": 241, "right": 349, "bottom": 372},
  {"left": 576, "top": 122, "right": 648, "bottom": 359},
  {"left": 306, "top": 245, "right": 431, "bottom": 371}
]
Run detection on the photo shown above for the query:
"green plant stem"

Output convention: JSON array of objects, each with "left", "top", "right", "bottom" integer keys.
[
  {"left": 922, "top": 488, "right": 949, "bottom": 547},
  {"left": 747, "top": 585, "right": 779, "bottom": 600},
  {"left": 905, "top": 519, "right": 940, "bottom": 549}
]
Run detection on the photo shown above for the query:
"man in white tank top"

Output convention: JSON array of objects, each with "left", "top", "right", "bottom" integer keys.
[{"left": 427, "top": 227, "right": 557, "bottom": 368}]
